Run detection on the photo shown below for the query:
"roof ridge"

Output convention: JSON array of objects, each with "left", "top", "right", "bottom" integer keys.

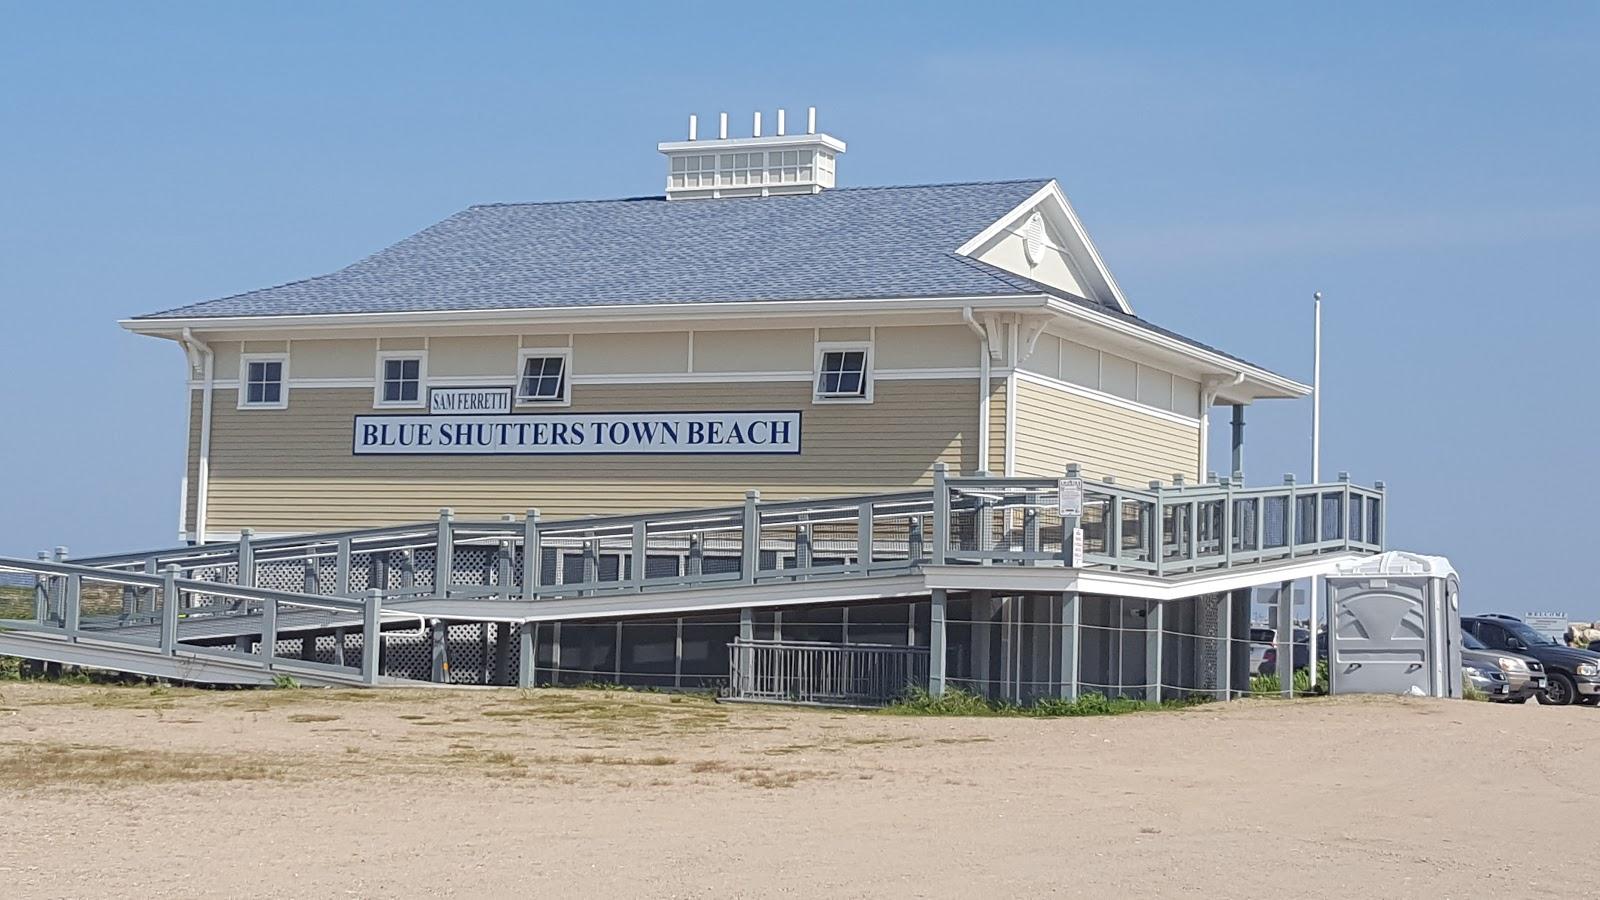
[{"left": 469, "top": 178, "right": 1053, "bottom": 210}]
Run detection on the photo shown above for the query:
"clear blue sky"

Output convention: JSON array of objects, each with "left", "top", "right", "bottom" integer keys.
[{"left": 1, "top": 2, "right": 1595, "bottom": 615}]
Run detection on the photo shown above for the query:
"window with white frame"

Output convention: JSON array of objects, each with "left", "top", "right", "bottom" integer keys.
[
  {"left": 669, "top": 154, "right": 718, "bottom": 190},
  {"left": 516, "top": 349, "right": 570, "bottom": 404},
  {"left": 718, "top": 151, "right": 765, "bottom": 187},
  {"left": 239, "top": 354, "right": 287, "bottom": 409},
  {"left": 813, "top": 343, "right": 872, "bottom": 402},
  {"left": 766, "top": 149, "right": 814, "bottom": 185},
  {"left": 375, "top": 352, "right": 425, "bottom": 408}
]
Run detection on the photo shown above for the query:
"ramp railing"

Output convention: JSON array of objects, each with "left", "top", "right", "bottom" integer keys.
[
  {"left": 51, "top": 466, "right": 1384, "bottom": 606},
  {"left": 0, "top": 556, "right": 384, "bottom": 684}
]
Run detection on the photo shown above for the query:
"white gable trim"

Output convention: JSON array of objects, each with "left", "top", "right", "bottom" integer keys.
[{"left": 954, "top": 179, "right": 1135, "bottom": 316}]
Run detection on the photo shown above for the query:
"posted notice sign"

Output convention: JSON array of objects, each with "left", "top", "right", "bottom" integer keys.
[{"left": 353, "top": 411, "right": 801, "bottom": 456}]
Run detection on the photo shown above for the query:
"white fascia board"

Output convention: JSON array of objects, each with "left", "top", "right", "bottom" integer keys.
[
  {"left": 953, "top": 179, "right": 1136, "bottom": 316},
  {"left": 118, "top": 294, "right": 1053, "bottom": 338},
  {"left": 657, "top": 134, "right": 847, "bottom": 154},
  {"left": 923, "top": 552, "right": 1366, "bottom": 601},
  {"left": 1043, "top": 297, "right": 1311, "bottom": 400}
]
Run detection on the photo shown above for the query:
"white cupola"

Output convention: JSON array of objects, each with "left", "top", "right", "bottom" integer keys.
[{"left": 657, "top": 107, "right": 846, "bottom": 200}]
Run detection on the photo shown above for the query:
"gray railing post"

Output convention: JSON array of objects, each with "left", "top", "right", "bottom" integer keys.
[
  {"left": 434, "top": 508, "right": 455, "bottom": 598},
  {"left": 399, "top": 548, "right": 416, "bottom": 590},
  {"left": 160, "top": 565, "right": 179, "bottom": 654},
  {"left": 1222, "top": 478, "right": 1235, "bottom": 567},
  {"left": 1187, "top": 500, "right": 1200, "bottom": 568},
  {"left": 336, "top": 536, "right": 353, "bottom": 596},
  {"left": 1149, "top": 482, "right": 1165, "bottom": 576},
  {"left": 795, "top": 518, "right": 812, "bottom": 575},
  {"left": 1310, "top": 481, "right": 1323, "bottom": 551},
  {"left": 1106, "top": 477, "right": 1121, "bottom": 571},
  {"left": 261, "top": 593, "right": 278, "bottom": 668},
  {"left": 1283, "top": 474, "right": 1298, "bottom": 558},
  {"left": 581, "top": 538, "right": 599, "bottom": 593},
  {"left": 63, "top": 573, "right": 81, "bottom": 637},
  {"left": 522, "top": 509, "right": 541, "bottom": 599},
  {"left": 688, "top": 532, "right": 704, "bottom": 577},
  {"left": 1338, "top": 473, "right": 1353, "bottom": 550},
  {"left": 1060, "top": 465, "right": 1082, "bottom": 567},
  {"left": 1375, "top": 481, "right": 1387, "bottom": 549},
  {"left": 973, "top": 470, "right": 992, "bottom": 561},
  {"left": 51, "top": 546, "right": 68, "bottom": 625},
  {"left": 238, "top": 528, "right": 255, "bottom": 588},
  {"left": 908, "top": 515, "right": 924, "bottom": 564},
  {"left": 1023, "top": 506, "right": 1039, "bottom": 565},
  {"left": 372, "top": 553, "right": 389, "bottom": 595},
  {"left": 931, "top": 462, "right": 949, "bottom": 566},
  {"left": 741, "top": 490, "right": 761, "bottom": 585},
  {"left": 34, "top": 551, "right": 50, "bottom": 624},
  {"left": 631, "top": 520, "right": 648, "bottom": 591},
  {"left": 856, "top": 503, "right": 873, "bottom": 575},
  {"left": 362, "top": 588, "right": 382, "bottom": 683},
  {"left": 498, "top": 537, "right": 514, "bottom": 598}
]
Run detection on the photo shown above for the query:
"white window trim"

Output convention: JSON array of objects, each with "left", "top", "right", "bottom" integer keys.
[
  {"left": 237, "top": 352, "right": 289, "bottom": 410},
  {"left": 812, "top": 341, "right": 874, "bottom": 404},
  {"left": 514, "top": 347, "right": 573, "bottom": 407},
  {"left": 373, "top": 350, "right": 428, "bottom": 409}
]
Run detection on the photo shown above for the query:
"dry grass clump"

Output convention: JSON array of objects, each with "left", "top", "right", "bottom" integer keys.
[{"left": 0, "top": 741, "right": 280, "bottom": 789}]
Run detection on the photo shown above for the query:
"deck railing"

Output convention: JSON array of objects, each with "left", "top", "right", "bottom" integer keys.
[
  {"left": 48, "top": 466, "right": 1383, "bottom": 605},
  {"left": 725, "top": 638, "right": 930, "bottom": 706}
]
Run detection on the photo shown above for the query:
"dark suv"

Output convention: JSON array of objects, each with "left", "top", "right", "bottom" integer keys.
[{"left": 1462, "top": 615, "right": 1600, "bottom": 706}]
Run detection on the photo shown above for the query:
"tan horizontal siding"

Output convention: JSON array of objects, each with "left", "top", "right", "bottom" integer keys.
[
  {"left": 196, "top": 380, "right": 984, "bottom": 532},
  {"left": 1012, "top": 377, "right": 1199, "bottom": 486}
]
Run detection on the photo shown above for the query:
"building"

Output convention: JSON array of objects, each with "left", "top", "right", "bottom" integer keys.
[
  {"left": 3, "top": 110, "right": 1395, "bottom": 704},
  {"left": 122, "top": 110, "right": 1303, "bottom": 543}
]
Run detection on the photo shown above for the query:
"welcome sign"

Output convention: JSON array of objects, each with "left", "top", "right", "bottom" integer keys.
[{"left": 352, "top": 411, "right": 801, "bottom": 456}]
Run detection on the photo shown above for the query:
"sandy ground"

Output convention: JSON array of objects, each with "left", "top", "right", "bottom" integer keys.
[{"left": 0, "top": 683, "right": 1593, "bottom": 898}]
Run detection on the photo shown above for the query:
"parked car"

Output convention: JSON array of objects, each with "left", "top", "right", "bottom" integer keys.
[
  {"left": 1460, "top": 628, "right": 1545, "bottom": 703},
  {"left": 1259, "top": 628, "right": 1328, "bottom": 677},
  {"left": 1462, "top": 659, "right": 1512, "bottom": 698},
  {"left": 1249, "top": 627, "right": 1275, "bottom": 674},
  {"left": 1462, "top": 615, "right": 1600, "bottom": 706}
]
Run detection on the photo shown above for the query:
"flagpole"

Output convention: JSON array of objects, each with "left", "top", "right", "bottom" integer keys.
[{"left": 1309, "top": 291, "right": 1322, "bottom": 689}]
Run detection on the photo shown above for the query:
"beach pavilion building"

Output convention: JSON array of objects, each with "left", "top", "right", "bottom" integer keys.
[{"left": 5, "top": 111, "right": 1390, "bottom": 703}]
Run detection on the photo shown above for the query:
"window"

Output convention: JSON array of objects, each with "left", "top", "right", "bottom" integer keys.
[
  {"left": 718, "top": 152, "right": 765, "bottom": 187},
  {"left": 766, "top": 149, "right": 814, "bottom": 185},
  {"left": 813, "top": 342, "right": 872, "bottom": 403},
  {"left": 669, "top": 154, "right": 717, "bottom": 190},
  {"left": 374, "top": 352, "right": 426, "bottom": 408},
  {"left": 239, "top": 354, "right": 287, "bottom": 409},
  {"left": 516, "top": 349, "right": 570, "bottom": 404}
]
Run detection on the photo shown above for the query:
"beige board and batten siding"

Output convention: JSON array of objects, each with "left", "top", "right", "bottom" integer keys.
[
  {"left": 1011, "top": 376, "right": 1199, "bottom": 486},
  {"left": 189, "top": 378, "right": 987, "bottom": 533}
]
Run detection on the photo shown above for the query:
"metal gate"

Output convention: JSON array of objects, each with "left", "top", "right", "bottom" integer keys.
[{"left": 726, "top": 638, "right": 929, "bottom": 707}]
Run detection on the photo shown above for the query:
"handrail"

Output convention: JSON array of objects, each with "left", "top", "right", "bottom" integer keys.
[{"left": 36, "top": 467, "right": 1384, "bottom": 607}]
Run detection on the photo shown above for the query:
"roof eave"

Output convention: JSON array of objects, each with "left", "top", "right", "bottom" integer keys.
[
  {"left": 119, "top": 293, "right": 1055, "bottom": 337},
  {"left": 1042, "top": 296, "right": 1310, "bottom": 401}
]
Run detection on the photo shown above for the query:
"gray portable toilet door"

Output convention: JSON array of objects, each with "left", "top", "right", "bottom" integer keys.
[{"left": 1329, "top": 578, "right": 1434, "bottom": 696}]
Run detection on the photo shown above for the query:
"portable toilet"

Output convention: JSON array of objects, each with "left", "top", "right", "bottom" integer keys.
[{"left": 1325, "top": 551, "right": 1461, "bottom": 698}]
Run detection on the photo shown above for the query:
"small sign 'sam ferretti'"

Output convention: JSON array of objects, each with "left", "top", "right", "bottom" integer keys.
[
  {"left": 428, "top": 387, "right": 512, "bottom": 414},
  {"left": 352, "top": 411, "right": 801, "bottom": 455}
]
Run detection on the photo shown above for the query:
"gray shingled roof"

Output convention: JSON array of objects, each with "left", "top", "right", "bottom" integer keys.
[{"left": 137, "top": 179, "right": 1065, "bottom": 319}]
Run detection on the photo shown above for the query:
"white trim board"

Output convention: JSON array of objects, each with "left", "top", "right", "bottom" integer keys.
[{"left": 1014, "top": 369, "right": 1202, "bottom": 429}]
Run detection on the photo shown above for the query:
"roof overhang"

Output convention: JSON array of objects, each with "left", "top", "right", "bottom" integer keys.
[
  {"left": 119, "top": 293, "right": 1054, "bottom": 338},
  {"left": 123, "top": 290, "right": 1306, "bottom": 403}
]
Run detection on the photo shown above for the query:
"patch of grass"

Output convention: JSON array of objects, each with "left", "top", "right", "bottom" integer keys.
[
  {"left": 1250, "top": 660, "right": 1330, "bottom": 697},
  {"left": 1462, "top": 683, "right": 1490, "bottom": 702},
  {"left": 884, "top": 686, "right": 1208, "bottom": 718},
  {"left": 0, "top": 740, "right": 280, "bottom": 789},
  {"left": 285, "top": 713, "right": 341, "bottom": 724},
  {"left": 478, "top": 689, "right": 729, "bottom": 734},
  {"left": 23, "top": 686, "right": 192, "bottom": 711}
]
